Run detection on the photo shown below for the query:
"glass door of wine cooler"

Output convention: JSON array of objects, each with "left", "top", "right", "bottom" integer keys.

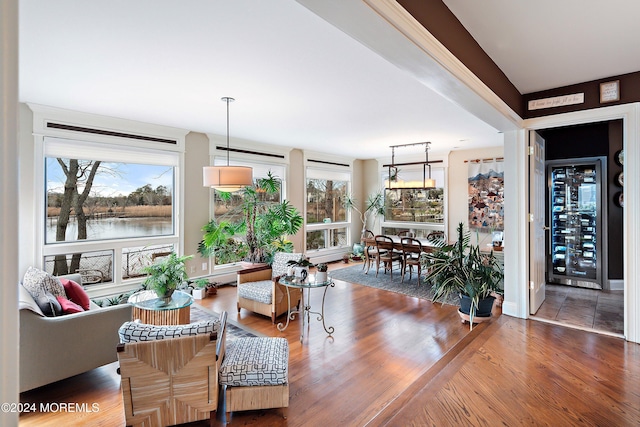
[{"left": 547, "top": 157, "right": 605, "bottom": 288}]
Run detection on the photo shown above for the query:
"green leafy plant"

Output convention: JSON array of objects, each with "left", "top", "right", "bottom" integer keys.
[
  {"left": 194, "top": 278, "right": 210, "bottom": 289},
  {"left": 287, "top": 255, "right": 314, "bottom": 268},
  {"left": 344, "top": 192, "right": 385, "bottom": 240},
  {"left": 142, "top": 252, "right": 193, "bottom": 299},
  {"left": 200, "top": 171, "right": 303, "bottom": 264},
  {"left": 422, "top": 222, "right": 503, "bottom": 329},
  {"left": 315, "top": 263, "right": 328, "bottom": 272}
]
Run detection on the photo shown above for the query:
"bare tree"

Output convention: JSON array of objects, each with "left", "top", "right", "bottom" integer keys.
[{"left": 53, "top": 159, "right": 101, "bottom": 275}]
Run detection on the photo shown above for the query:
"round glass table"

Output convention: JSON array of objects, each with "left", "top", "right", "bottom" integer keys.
[
  {"left": 278, "top": 274, "right": 334, "bottom": 342},
  {"left": 127, "top": 290, "right": 194, "bottom": 325}
]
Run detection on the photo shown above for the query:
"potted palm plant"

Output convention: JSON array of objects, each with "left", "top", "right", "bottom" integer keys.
[
  {"left": 422, "top": 222, "right": 503, "bottom": 329},
  {"left": 199, "top": 171, "right": 303, "bottom": 265},
  {"left": 142, "top": 252, "right": 193, "bottom": 303}
]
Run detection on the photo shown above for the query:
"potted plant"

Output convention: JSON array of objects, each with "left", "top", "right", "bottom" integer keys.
[
  {"left": 315, "top": 262, "right": 328, "bottom": 282},
  {"left": 142, "top": 252, "right": 193, "bottom": 303},
  {"left": 199, "top": 171, "right": 303, "bottom": 265},
  {"left": 192, "top": 278, "right": 208, "bottom": 299},
  {"left": 286, "top": 255, "right": 314, "bottom": 281},
  {"left": 344, "top": 191, "right": 385, "bottom": 242},
  {"left": 422, "top": 222, "right": 503, "bottom": 329}
]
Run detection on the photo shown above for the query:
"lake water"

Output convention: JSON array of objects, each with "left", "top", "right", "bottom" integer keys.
[{"left": 46, "top": 217, "right": 173, "bottom": 243}]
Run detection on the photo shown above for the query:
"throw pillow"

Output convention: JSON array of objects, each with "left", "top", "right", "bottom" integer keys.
[
  {"left": 22, "top": 267, "right": 66, "bottom": 299},
  {"left": 56, "top": 296, "right": 85, "bottom": 314},
  {"left": 59, "top": 278, "right": 91, "bottom": 310},
  {"left": 34, "top": 291, "right": 63, "bottom": 317},
  {"left": 118, "top": 319, "right": 220, "bottom": 343}
]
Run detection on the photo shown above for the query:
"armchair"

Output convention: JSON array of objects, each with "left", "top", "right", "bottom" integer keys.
[
  {"left": 236, "top": 252, "right": 303, "bottom": 323},
  {"left": 117, "top": 312, "right": 228, "bottom": 427}
]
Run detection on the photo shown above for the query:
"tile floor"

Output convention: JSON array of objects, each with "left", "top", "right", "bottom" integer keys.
[{"left": 533, "top": 284, "right": 624, "bottom": 335}]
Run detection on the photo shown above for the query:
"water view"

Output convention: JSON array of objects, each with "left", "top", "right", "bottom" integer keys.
[{"left": 46, "top": 217, "right": 173, "bottom": 243}]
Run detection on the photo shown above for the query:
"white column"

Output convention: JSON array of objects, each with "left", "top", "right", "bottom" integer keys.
[{"left": 1, "top": 0, "right": 20, "bottom": 423}]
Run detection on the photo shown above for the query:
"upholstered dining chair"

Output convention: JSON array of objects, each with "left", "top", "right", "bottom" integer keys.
[
  {"left": 117, "top": 312, "right": 228, "bottom": 427},
  {"left": 400, "top": 237, "right": 423, "bottom": 283},
  {"left": 374, "top": 235, "right": 403, "bottom": 279},
  {"left": 236, "top": 252, "right": 303, "bottom": 323}
]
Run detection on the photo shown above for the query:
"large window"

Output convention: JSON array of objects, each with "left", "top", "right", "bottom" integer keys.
[
  {"left": 209, "top": 161, "right": 285, "bottom": 266},
  {"left": 42, "top": 137, "right": 180, "bottom": 286},
  {"left": 305, "top": 167, "right": 349, "bottom": 252},
  {"left": 381, "top": 166, "right": 446, "bottom": 235}
]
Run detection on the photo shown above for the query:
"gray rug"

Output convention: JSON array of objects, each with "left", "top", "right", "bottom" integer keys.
[
  {"left": 329, "top": 264, "right": 458, "bottom": 306},
  {"left": 191, "top": 304, "right": 265, "bottom": 340}
]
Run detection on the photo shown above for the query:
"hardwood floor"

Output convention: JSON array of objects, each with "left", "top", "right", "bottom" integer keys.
[{"left": 19, "top": 262, "right": 640, "bottom": 426}]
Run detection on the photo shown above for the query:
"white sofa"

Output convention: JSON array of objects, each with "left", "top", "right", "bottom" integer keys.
[{"left": 19, "top": 273, "right": 132, "bottom": 392}]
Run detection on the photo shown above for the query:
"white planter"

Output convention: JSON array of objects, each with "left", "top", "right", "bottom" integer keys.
[
  {"left": 316, "top": 271, "right": 328, "bottom": 283},
  {"left": 192, "top": 288, "right": 206, "bottom": 299},
  {"left": 294, "top": 266, "right": 309, "bottom": 281}
]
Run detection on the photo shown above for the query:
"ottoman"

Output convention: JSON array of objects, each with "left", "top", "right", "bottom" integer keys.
[{"left": 219, "top": 337, "right": 289, "bottom": 422}]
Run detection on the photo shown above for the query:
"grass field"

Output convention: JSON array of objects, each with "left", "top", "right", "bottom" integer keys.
[{"left": 47, "top": 205, "right": 172, "bottom": 218}]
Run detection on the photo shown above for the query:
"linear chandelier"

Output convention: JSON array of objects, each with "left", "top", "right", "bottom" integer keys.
[
  {"left": 386, "top": 142, "right": 436, "bottom": 190},
  {"left": 203, "top": 97, "right": 253, "bottom": 192}
]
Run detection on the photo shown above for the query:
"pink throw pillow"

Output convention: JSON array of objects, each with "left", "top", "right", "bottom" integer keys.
[
  {"left": 59, "top": 278, "right": 91, "bottom": 310},
  {"left": 56, "top": 295, "right": 85, "bottom": 314}
]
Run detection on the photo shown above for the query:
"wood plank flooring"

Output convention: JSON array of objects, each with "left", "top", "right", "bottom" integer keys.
[{"left": 19, "top": 262, "right": 640, "bottom": 426}]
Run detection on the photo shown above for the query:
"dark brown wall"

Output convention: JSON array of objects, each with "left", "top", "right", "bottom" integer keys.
[
  {"left": 524, "top": 72, "right": 640, "bottom": 119},
  {"left": 539, "top": 120, "right": 623, "bottom": 280},
  {"left": 397, "top": 0, "right": 523, "bottom": 118}
]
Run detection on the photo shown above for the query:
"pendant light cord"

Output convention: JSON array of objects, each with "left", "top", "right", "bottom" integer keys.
[{"left": 221, "top": 96, "right": 235, "bottom": 166}]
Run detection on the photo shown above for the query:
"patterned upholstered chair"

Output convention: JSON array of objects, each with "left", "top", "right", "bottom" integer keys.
[
  {"left": 236, "top": 252, "right": 303, "bottom": 323},
  {"left": 116, "top": 312, "right": 227, "bottom": 427}
]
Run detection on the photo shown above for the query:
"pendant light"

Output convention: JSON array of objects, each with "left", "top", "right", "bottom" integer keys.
[
  {"left": 203, "top": 97, "right": 253, "bottom": 192},
  {"left": 385, "top": 142, "right": 436, "bottom": 190}
]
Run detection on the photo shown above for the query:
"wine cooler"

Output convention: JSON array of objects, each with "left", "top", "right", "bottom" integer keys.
[{"left": 547, "top": 157, "right": 606, "bottom": 289}]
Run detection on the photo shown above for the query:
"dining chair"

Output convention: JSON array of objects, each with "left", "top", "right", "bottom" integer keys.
[
  {"left": 374, "top": 235, "right": 403, "bottom": 279},
  {"left": 362, "top": 230, "right": 385, "bottom": 274},
  {"left": 427, "top": 231, "right": 446, "bottom": 244},
  {"left": 400, "top": 237, "right": 423, "bottom": 283}
]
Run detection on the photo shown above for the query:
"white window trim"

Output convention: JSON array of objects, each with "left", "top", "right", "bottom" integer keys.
[
  {"left": 304, "top": 159, "right": 352, "bottom": 255},
  {"left": 30, "top": 104, "right": 189, "bottom": 297}
]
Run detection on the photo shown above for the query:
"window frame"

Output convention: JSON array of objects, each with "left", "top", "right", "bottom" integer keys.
[
  {"left": 30, "top": 105, "right": 188, "bottom": 297},
  {"left": 379, "top": 163, "right": 448, "bottom": 236},
  {"left": 304, "top": 164, "right": 351, "bottom": 255}
]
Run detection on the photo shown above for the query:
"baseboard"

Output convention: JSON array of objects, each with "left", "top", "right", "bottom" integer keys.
[{"left": 608, "top": 279, "right": 624, "bottom": 291}]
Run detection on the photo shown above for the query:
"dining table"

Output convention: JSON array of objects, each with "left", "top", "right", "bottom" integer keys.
[{"left": 361, "top": 235, "right": 437, "bottom": 273}]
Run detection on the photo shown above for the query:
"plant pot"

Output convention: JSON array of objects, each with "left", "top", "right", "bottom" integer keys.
[
  {"left": 206, "top": 285, "right": 217, "bottom": 296},
  {"left": 294, "top": 267, "right": 309, "bottom": 281},
  {"left": 316, "top": 271, "right": 328, "bottom": 282},
  {"left": 156, "top": 288, "right": 175, "bottom": 304},
  {"left": 193, "top": 288, "right": 206, "bottom": 299},
  {"left": 459, "top": 294, "right": 495, "bottom": 318}
]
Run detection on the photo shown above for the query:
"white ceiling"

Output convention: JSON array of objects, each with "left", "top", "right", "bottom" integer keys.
[
  {"left": 18, "top": 0, "right": 640, "bottom": 160},
  {"left": 442, "top": 0, "right": 640, "bottom": 94}
]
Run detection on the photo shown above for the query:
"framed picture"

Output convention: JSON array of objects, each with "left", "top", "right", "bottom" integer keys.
[
  {"left": 615, "top": 149, "right": 624, "bottom": 166},
  {"left": 615, "top": 171, "right": 624, "bottom": 187},
  {"left": 600, "top": 80, "right": 620, "bottom": 103}
]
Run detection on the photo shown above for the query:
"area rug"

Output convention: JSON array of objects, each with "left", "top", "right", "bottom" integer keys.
[
  {"left": 191, "top": 304, "right": 265, "bottom": 340},
  {"left": 329, "top": 264, "right": 458, "bottom": 306}
]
